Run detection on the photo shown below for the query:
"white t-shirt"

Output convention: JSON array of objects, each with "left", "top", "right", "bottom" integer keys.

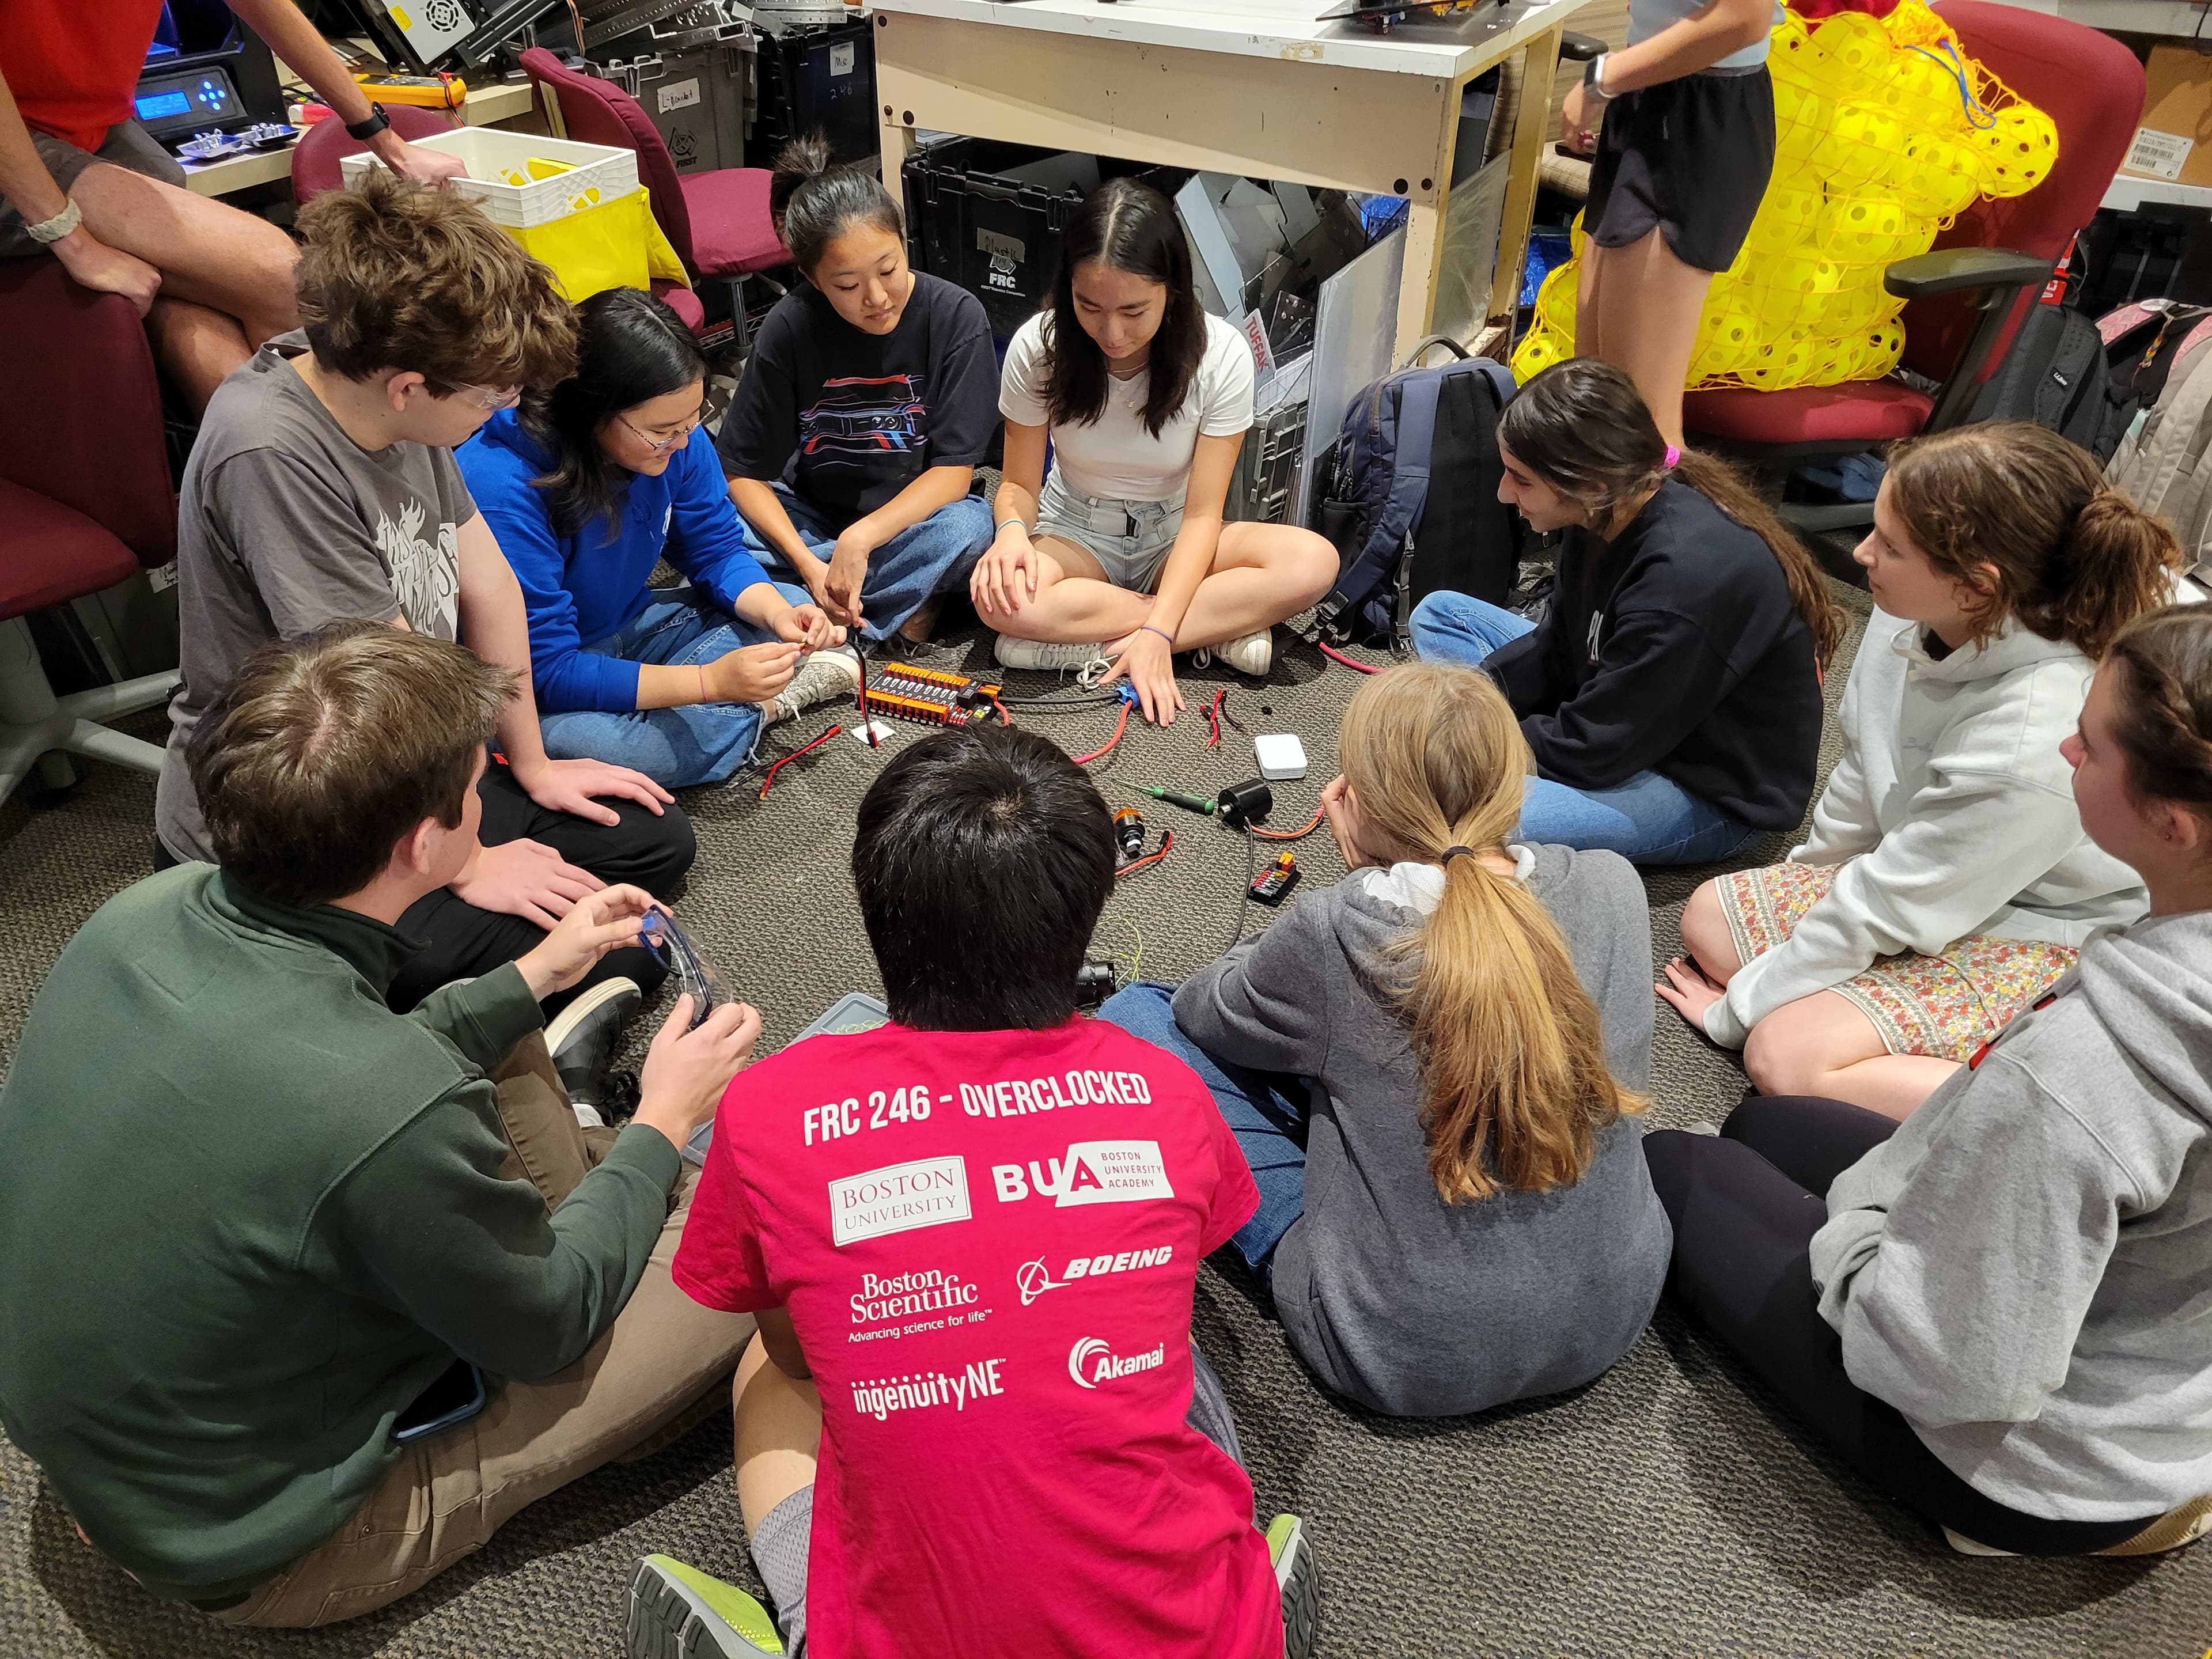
[{"left": 999, "top": 311, "right": 1256, "bottom": 503}]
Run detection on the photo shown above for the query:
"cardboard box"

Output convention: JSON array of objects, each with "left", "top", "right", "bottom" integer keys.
[{"left": 2122, "top": 43, "right": 2212, "bottom": 188}]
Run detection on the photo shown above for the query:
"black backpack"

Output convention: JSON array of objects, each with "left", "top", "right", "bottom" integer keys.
[
  {"left": 1313, "top": 336, "right": 1525, "bottom": 645},
  {"left": 1969, "top": 295, "right": 2211, "bottom": 463}
]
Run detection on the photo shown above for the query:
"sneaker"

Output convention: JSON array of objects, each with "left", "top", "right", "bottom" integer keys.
[
  {"left": 2095, "top": 1493, "right": 2212, "bottom": 1557},
  {"left": 1267, "top": 1514, "right": 1320, "bottom": 1659},
  {"left": 993, "top": 634, "right": 1109, "bottom": 674},
  {"left": 546, "top": 976, "right": 641, "bottom": 1117},
  {"left": 1197, "top": 627, "right": 1274, "bottom": 679},
  {"left": 626, "top": 1555, "right": 783, "bottom": 1657},
  {"left": 767, "top": 646, "right": 862, "bottom": 725}
]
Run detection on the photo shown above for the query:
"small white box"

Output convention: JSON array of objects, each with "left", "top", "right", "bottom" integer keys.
[{"left": 1255, "top": 733, "right": 1307, "bottom": 781}]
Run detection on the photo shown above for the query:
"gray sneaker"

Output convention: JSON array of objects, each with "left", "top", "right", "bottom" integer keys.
[
  {"left": 767, "top": 646, "right": 861, "bottom": 724},
  {"left": 993, "top": 634, "right": 1110, "bottom": 674}
]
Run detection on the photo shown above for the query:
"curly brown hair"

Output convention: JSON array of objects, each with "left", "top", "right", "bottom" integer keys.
[
  {"left": 293, "top": 171, "right": 576, "bottom": 394},
  {"left": 1884, "top": 422, "right": 2179, "bottom": 659},
  {"left": 2107, "top": 604, "right": 2212, "bottom": 814}
]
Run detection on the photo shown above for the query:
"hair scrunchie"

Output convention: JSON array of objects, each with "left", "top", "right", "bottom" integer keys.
[
  {"left": 1439, "top": 845, "right": 1478, "bottom": 866},
  {"left": 1663, "top": 445, "right": 1681, "bottom": 470}
]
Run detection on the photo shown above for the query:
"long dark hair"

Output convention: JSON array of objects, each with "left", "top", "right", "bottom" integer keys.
[
  {"left": 771, "top": 132, "right": 904, "bottom": 280},
  {"left": 1500, "top": 360, "right": 1844, "bottom": 666},
  {"left": 1043, "top": 177, "right": 1206, "bottom": 440},
  {"left": 521, "top": 286, "right": 703, "bottom": 539},
  {"left": 1885, "top": 422, "right": 2179, "bottom": 659}
]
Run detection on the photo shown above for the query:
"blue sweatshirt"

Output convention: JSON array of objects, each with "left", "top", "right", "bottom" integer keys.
[{"left": 459, "top": 408, "right": 775, "bottom": 713}]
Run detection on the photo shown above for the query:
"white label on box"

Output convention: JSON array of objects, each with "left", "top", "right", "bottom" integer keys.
[
  {"left": 658, "top": 77, "right": 702, "bottom": 113},
  {"left": 2127, "top": 127, "right": 2194, "bottom": 182},
  {"left": 830, "top": 41, "right": 856, "bottom": 75}
]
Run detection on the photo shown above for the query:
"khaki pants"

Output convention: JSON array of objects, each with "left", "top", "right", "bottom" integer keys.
[{"left": 213, "top": 1036, "right": 752, "bottom": 1628}]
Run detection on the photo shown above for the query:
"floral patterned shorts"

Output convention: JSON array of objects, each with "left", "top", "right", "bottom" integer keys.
[{"left": 1715, "top": 860, "right": 2077, "bottom": 1062}]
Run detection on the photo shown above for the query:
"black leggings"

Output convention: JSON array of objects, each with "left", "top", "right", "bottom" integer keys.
[
  {"left": 156, "top": 761, "right": 694, "bottom": 1015},
  {"left": 1644, "top": 1098, "right": 2153, "bottom": 1556}
]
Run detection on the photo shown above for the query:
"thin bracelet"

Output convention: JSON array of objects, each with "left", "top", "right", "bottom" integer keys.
[
  {"left": 696, "top": 664, "right": 708, "bottom": 703},
  {"left": 997, "top": 517, "right": 1030, "bottom": 536},
  {"left": 1137, "top": 623, "right": 1176, "bottom": 647}
]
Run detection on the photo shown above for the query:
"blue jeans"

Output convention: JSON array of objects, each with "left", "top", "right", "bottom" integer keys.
[
  {"left": 538, "top": 582, "right": 811, "bottom": 789},
  {"left": 739, "top": 483, "right": 991, "bottom": 642},
  {"left": 1408, "top": 590, "right": 1756, "bottom": 866},
  {"left": 1096, "top": 982, "right": 1308, "bottom": 1286}
]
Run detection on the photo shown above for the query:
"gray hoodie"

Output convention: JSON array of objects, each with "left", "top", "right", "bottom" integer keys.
[
  {"left": 1810, "top": 910, "right": 2212, "bottom": 1522},
  {"left": 1173, "top": 844, "right": 1672, "bottom": 1418}
]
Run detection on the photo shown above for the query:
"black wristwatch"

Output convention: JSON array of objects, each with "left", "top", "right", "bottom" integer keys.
[{"left": 345, "top": 101, "right": 392, "bottom": 142}]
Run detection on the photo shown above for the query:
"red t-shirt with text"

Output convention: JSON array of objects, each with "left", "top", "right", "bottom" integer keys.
[
  {"left": 0, "top": 0, "right": 167, "bottom": 153},
  {"left": 673, "top": 1017, "right": 1277, "bottom": 1659}
]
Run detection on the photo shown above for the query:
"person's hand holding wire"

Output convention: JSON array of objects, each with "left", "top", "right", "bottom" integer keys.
[
  {"left": 1100, "top": 624, "right": 1184, "bottom": 726},
  {"left": 771, "top": 603, "right": 844, "bottom": 652}
]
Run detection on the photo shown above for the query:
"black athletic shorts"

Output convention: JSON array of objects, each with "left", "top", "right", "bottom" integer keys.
[{"left": 1584, "top": 65, "right": 1776, "bottom": 276}]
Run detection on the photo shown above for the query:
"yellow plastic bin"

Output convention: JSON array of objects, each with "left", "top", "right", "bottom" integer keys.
[{"left": 512, "top": 186, "right": 652, "bottom": 300}]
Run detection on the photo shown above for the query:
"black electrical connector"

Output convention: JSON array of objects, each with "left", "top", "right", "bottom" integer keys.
[{"left": 1074, "top": 960, "right": 1118, "bottom": 1010}]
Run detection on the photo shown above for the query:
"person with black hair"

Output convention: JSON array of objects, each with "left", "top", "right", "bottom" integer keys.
[
  {"left": 635, "top": 724, "right": 1320, "bottom": 1659},
  {"left": 716, "top": 135, "right": 997, "bottom": 644},
  {"left": 1410, "top": 358, "right": 1838, "bottom": 865},
  {"left": 460, "top": 287, "right": 857, "bottom": 788},
  {"left": 974, "top": 177, "right": 1338, "bottom": 724}
]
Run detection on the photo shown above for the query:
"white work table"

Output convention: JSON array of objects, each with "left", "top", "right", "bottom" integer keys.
[{"left": 866, "top": 0, "right": 1594, "bottom": 355}]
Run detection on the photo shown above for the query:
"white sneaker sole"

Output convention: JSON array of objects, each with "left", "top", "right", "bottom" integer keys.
[{"left": 543, "top": 975, "right": 641, "bottom": 1052}]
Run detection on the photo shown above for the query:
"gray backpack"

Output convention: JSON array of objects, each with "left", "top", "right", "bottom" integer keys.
[{"left": 2105, "top": 301, "right": 2212, "bottom": 580}]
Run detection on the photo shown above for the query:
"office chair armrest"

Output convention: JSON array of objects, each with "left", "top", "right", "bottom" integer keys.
[
  {"left": 1558, "top": 32, "right": 1607, "bottom": 60},
  {"left": 1882, "top": 247, "right": 2055, "bottom": 432},
  {"left": 1883, "top": 247, "right": 2052, "bottom": 302}
]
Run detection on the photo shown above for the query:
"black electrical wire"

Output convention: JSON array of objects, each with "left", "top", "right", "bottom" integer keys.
[{"left": 1229, "top": 823, "right": 1256, "bottom": 953}]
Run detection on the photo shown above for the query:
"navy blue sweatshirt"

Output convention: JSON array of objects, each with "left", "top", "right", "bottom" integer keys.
[{"left": 1482, "top": 479, "right": 1823, "bottom": 831}]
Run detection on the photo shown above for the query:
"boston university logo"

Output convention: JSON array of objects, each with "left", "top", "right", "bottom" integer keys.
[{"left": 1067, "top": 1336, "right": 1168, "bottom": 1389}]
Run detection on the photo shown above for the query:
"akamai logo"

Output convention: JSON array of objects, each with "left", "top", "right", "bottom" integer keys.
[
  {"left": 993, "top": 1139, "right": 1173, "bottom": 1207},
  {"left": 1068, "top": 1336, "right": 1167, "bottom": 1389}
]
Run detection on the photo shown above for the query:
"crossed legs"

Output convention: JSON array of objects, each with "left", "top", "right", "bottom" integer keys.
[
  {"left": 987, "top": 522, "right": 1337, "bottom": 654},
  {"left": 70, "top": 160, "right": 300, "bottom": 411}
]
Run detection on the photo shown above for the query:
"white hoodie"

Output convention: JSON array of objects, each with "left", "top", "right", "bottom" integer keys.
[{"left": 1704, "top": 611, "right": 2147, "bottom": 1049}]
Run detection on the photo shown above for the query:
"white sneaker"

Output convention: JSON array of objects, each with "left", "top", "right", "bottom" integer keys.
[
  {"left": 994, "top": 634, "right": 1110, "bottom": 674},
  {"left": 767, "top": 646, "right": 861, "bottom": 724},
  {"left": 1197, "top": 627, "right": 1273, "bottom": 678}
]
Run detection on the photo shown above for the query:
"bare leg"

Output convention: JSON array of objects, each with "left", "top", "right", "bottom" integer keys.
[
  {"left": 1677, "top": 878, "right": 1744, "bottom": 984},
  {"left": 732, "top": 1332, "right": 820, "bottom": 1541},
  {"left": 1573, "top": 226, "right": 1712, "bottom": 448},
  {"left": 69, "top": 161, "right": 300, "bottom": 350},
  {"left": 987, "top": 525, "right": 1337, "bottom": 651},
  {"left": 1743, "top": 990, "right": 1961, "bottom": 1121},
  {"left": 145, "top": 296, "right": 252, "bottom": 414}
]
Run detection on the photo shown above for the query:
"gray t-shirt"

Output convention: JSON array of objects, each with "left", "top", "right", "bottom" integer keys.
[{"left": 157, "top": 333, "right": 476, "bottom": 861}]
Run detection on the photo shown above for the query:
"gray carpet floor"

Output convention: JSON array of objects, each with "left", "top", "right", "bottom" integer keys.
[{"left": 2, "top": 581, "right": 2207, "bottom": 1658}]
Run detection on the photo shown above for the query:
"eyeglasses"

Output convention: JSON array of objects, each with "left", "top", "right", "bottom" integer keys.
[
  {"left": 457, "top": 382, "right": 523, "bottom": 412},
  {"left": 618, "top": 405, "right": 706, "bottom": 454}
]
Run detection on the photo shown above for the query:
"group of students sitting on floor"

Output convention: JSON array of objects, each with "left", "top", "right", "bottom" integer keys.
[{"left": 0, "top": 134, "right": 2205, "bottom": 1659}]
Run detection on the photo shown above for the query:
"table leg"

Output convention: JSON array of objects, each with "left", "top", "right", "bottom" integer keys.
[
  {"left": 1488, "top": 27, "right": 1563, "bottom": 329},
  {"left": 880, "top": 118, "right": 918, "bottom": 203}
]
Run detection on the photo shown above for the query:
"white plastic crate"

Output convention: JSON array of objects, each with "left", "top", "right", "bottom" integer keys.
[{"left": 339, "top": 127, "right": 639, "bottom": 229}]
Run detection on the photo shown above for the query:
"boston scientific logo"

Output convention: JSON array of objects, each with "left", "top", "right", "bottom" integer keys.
[{"left": 1067, "top": 1335, "right": 1168, "bottom": 1389}]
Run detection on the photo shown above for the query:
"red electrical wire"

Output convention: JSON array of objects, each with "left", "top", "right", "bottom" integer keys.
[
  {"left": 852, "top": 634, "right": 878, "bottom": 747},
  {"left": 1205, "top": 688, "right": 1225, "bottom": 749},
  {"left": 1071, "top": 700, "right": 1129, "bottom": 766},
  {"left": 988, "top": 692, "right": 1012, "bottom": 727},
  {"left": 1115, "top": 828, "right": 1174, "bottom": 880},
  {"left": 1254, "top": 805, "right": 1326, "bottom": 842},
  {"left": 1318, "top": 640, "right": 1380, "bottom": 675},
  {"left": 757, "top": 724, "right": 841, "bottom": 800}
]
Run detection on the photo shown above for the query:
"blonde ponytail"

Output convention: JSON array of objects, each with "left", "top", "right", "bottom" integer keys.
[{"left": 1341, "top": 664, "right": 1645, "bottom": 1203}]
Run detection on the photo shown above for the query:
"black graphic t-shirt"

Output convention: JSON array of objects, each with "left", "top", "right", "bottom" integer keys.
[{"left": 717, "top": 272, "right": 998, "bottom": 525}]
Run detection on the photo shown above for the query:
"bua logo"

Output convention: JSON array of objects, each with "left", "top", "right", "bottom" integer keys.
[
  {"left": 1067, "top": 1336, "right": 1167, "bottom": 1389},
  {"left": 992, "top": 1139, "right": 1173, "bottom": 1208}
]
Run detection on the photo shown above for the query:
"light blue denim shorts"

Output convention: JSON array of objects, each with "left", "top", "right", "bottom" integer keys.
[{"left": 1036, "top": 471, "right": 1184, "bottom": 593}]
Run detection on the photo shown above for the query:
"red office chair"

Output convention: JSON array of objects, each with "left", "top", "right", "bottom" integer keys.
[
  {"left": 520, "top": 47, "right": 787, "bottom": 350},
  {"left": 290, "top": 101, "right": 710, "bottom": 335},
  {"left": 0, "top": 260, "right": 180, "bottom": 804},
  {"left": 1684, "top": 1, "right": 2143, "bottom": 532}
]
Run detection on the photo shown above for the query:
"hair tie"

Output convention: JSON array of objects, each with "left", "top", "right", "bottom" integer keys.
[
  {"left": 1662, "top": 445, "right": 1681, "bottom": 470},
  {"left": 1439, "top": 846, "right": 1477, "bottom": 867}
]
